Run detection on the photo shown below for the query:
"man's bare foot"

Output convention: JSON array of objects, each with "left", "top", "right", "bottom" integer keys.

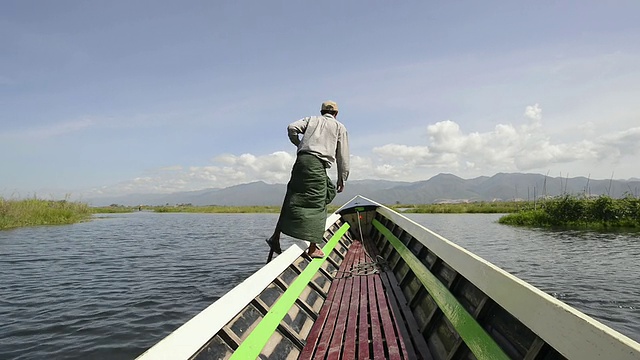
[
  {"left": 307, "top": 248, "right": 325, "bottom": 259},
  {"left": 265, "top": 236, "right": 282, "bottom": 254}
]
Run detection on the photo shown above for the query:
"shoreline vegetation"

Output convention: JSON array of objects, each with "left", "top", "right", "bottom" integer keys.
[
  {"left": 0, "top": 198, "right": 93, "bottom": 230},
  {"left": 498, "top": 194, "right": 640, "bottom": 229},
  {"left": 98, "top": 201, "right": 528, "bottom": 215},
  {"left": 3, "top": 195, "right": 639, "bottom": 230}
]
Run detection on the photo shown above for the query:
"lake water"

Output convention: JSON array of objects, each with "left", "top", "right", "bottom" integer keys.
[{"left": 0, "top": 212, "right": 638, "bottom": 359}]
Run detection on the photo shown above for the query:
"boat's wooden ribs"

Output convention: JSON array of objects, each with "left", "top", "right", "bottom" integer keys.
[
  {"left": 363, "top": 237, "right": 433, "bottom": 360},
  {"left": 191, "top": 224, "right": 353, "bottom": 360},
  {"left": 300, "top": 239, "right": 424, "bottom": 360},
  {"left": 370, "top": 212, "right": 566, "bottom": 360}
]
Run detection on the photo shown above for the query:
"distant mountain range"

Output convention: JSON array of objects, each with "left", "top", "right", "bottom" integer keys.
[{"left": 87, "top": 173, "right": 640, "bottom": 207}]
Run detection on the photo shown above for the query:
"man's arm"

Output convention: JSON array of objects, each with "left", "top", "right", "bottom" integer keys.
[
  {"left": 336, "top": 127, "right": 350, "bottom": 193},
  {"left": 287, "top": 117, "right": 309, "bottom": 146}
]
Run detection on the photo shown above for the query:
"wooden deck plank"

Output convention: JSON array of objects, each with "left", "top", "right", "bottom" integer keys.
[
  {"left": 327, "top": 241, "right": 366, "bottom": 360},
  {"left": 382, "top": 270, "right": 434, "bottom": 360},
  {"left": 374, "top": 275, "right": 403, "bottom": 360},
  {"left": 367, "top": 271, "right": 385, "bottom": 359},
  {"left": 326, "top": 276, "right": 353, "bottom": 360},
  {"left": 310, "top": 275, "right": 346, "bottom": 359},
  {"left": 299, "top": 257, "right": 349, "bottom": 360},
  {"left": 342, "top": 245, "right": 363, "bottom": 360},
  {"left": 326, "top": 241, "right": 362, "bottom": 360},
  {"left": 304, "top": 236, "right": 434, "bottom": 360},
  {"left": 306, "top": 242, "right": 360, "bottom": 359},
  {"left": 298, "top": 277, "right": 338, "bottom": 360},
  {"left": 358, "top": 272, "right": 371, "bottom": 360},
  {"left": 365, "top": 236, "right": 433, "bottom": 360}
]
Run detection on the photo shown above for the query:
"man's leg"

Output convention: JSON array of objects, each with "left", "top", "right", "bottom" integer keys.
[
  {"left": 266, "top": 192, "right": 288, "bottom": 255},
  {"left": 265, "top": 210, "right": 283, "bottom": 263},
  {"left": 266, "top": 216, "right": 283, "bottom": 254},
  {"left": 307, "top": 242, "right": 325, "bottom": 258}
]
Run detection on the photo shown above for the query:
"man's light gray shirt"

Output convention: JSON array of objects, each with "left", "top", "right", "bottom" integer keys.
[{"left": 287, "top": 114, "right": 350, "bottom": 185}]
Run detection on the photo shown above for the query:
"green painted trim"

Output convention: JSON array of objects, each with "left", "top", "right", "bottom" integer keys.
[
  {"left": 230, "top": 223, "right": 350, "bottom": 360},
  {"left": 372, "top": 219, "right": 510, "bottom": 360}
]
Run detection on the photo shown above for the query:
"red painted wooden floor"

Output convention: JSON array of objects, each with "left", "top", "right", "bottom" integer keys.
[{"left": 299, "top": 239, "right": 432, "bottom": 360}]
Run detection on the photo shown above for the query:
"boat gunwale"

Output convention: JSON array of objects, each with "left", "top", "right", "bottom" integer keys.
[
  {"left": 137, "top": 195, "right": 640, "bottom": 359},
  {"left": 373, "top": 217, "right": 510, "bottom": 360},
  {"left": 136, "top": 245, "right": 302, "bottom": 359},
  {"left": 137, "top": 213, "right": 343, "bottom": 359},
  {"left": 373, "top": 199, "right": 640, "bottom": 360}
]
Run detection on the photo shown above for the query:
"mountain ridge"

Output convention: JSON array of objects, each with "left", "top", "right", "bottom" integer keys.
[{"left": 87, "top": 173, "right": 640, "bottom": 206}]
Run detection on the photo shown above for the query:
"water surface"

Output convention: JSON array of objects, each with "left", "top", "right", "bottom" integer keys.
[
  {"left": 0, "top": 213, "right": 277, "bottom": 359},
  {"left": 0, "top": 212, "right": 638, "bottom": 359}
]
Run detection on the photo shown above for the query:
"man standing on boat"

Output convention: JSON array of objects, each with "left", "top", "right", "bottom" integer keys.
[{"left": 266, "top": 100, "right": 350, "bottom": 259}]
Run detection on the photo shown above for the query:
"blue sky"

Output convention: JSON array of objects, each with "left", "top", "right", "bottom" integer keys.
[{"left": 2, "top": 1, "right": 640, "bottom": 199}]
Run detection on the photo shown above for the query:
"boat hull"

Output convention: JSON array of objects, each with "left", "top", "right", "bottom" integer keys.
[{"left": 137, "top": 196, "right": 640, "bottom": 360}]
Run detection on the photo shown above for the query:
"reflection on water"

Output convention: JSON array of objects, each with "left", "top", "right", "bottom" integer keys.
[
  {"left": 407, "top": 213, "right": 640, "bottom": 343},
  {"left": 0, "top": 212, "right": 638, "bottom": 359}
]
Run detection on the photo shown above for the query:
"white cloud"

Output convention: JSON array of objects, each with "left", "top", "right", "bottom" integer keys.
[
  {"left": 343, "top": 154, "right": 400, "bottom": 180},
  {"left": 213, "top": 151, "right": 295, "bottom": 180},
  {"left": 370, "top": 104, "right": 640, "bottom": 179},
  {"left": 83, "top": 105, "right": 640, "bottom": 197},
  {"left": 427, "top": 120, "right": 465, "bottom": 153},
  {"left": 524, "top": 103, "right": 542, "bottom": 121},
  {"left": 88, "top": 151, "right": 296, "bottom": 196},
  {"left": 374, "top": 164, "right": 401, "bottom": 177},
  {"left": 593, "top": 127, "right": 640, "bottom": 161}
]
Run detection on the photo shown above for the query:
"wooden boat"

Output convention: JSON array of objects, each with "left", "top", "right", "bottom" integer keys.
[{"left": 137, "top": 196, "right": 640, "bottom": 359}]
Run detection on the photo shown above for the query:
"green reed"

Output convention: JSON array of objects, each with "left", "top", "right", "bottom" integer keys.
[
  {"left": 0, "top": 198, "right": 93, "bottom": 230},
  {"left": 152, "top": 205, "right": 282, "bottom": 213},
  {"left": 499, "top": 194, "right": 640, "bottom": 229},
  {"left": 392, "top": 201, "right": 528, "bottom": 214}
]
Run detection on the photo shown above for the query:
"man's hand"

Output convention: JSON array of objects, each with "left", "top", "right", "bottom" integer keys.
[{"left": 337, "top": 183, "right": 344, "bottom": 193}]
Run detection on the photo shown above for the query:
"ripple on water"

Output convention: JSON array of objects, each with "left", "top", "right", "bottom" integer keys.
[
  {"left": 0, "top": 213, "right": 274, "bottom": 359},
  {"left": 1, "top": 212, "right": 639, "bottom": 359}
]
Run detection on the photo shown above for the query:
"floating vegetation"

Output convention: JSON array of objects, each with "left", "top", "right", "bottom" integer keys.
[{"left": 499, "top": 194, "right": 640, "bottom": 229}]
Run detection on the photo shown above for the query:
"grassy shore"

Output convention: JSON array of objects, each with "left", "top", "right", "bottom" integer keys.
[
  {"left": 0, "top": 198, "right": 93, "bottom": 230},
  {"left": 8, "top": 196, "right": 636, "bottom": 231},
  {"left": 143, "top": 202, "right": 523, "bottom": 214},
  {"left": 499, "top": 195, "right": 640, "bottom": 229},
  {"left": 152, "top": 205, "right": 282, "bottom": 213},
  {"left": 389, "top": 201, "right": 527, "bottom": 214},
  {"left": 92, "top": 205, "right": 138, "bottom": 213}
]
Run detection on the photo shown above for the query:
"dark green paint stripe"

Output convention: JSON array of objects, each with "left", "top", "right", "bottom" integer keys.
[
  {"left": 372, "top": 219, "right": 510, "bottom": 360},
  {"left": 229, "top": 223, "right": 350, "bottom": 360}
]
